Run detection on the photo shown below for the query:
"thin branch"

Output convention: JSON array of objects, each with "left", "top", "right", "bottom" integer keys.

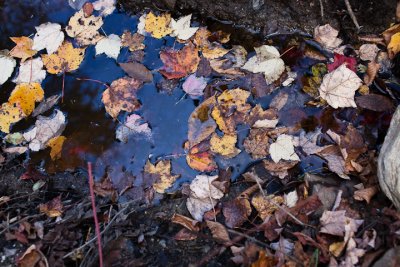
[{"left": 344, "top": 0, "right": 361, "bottom": 30}]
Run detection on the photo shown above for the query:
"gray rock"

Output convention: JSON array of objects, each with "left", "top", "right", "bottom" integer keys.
[{"left": 378, "top": 106, "right": 400, "bottom": 210}]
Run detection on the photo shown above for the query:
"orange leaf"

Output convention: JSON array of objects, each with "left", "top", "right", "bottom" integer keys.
[
  {"left": 186, "top": 144, "right": 217, "bottom": 172},
  {"left": 9, "top": 36, "right": 37, "bottom": 62}
]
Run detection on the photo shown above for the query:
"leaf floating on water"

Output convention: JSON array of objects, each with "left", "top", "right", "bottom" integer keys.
[
  {"left": 144, "top": 160, "right": 180, "bottom": 193},
  {"left": 32, "top": 22, "right": 64, "bottom": 54},
  {"left": 13, "top": 57, "right": 46, "bottom": 84},
  {"left": 47, "top": 135, "right": 66, "bottom": 160},
  {"left": 95, "top": 34, "right": 121, "bottom": 60},
  {"left": 32, "top": 95, "right": 60, "bottom": 117},
  {"left": 0, "top": 103, "right": 25, "bottom": 134},
  {"left": 42, "top": 41, "right": 85, "bottom": 75},
  {"left": 170, "top": 14, "right": 199, "bottom": 41},
  {"left": 66, "top": 10, "right": 103, "bottom": 46},
  {"left": 120, "top": 62, "right": 153, "bottom": 83},
  {"left": 355, "top": 94, "right": 394, "bottom": 112},
  {"left": 319, "top": 64, "right": 362, "bottom": 109},
  {"left": 186, "top": 143, "right": 217, "bottom": 172},
  {"left": 8, "top": 83, "right": 44, "bottom": 116},
  {"left": 116, "top": 114, "right": 151, "bottom": 143},
  {"left": 0, "top": 50, "right": 16, "bottom": 85},
  {"left": 182, "top": 74, "right": 207, "bottom": 98},
  {"left": 23, "top": 109, "right": 66, "bottom": 151},
  {"left": 10, "top": 37, "right": 37, "bottom": 62},
  {"left": 93, "top": 0, "right": 116, "bottom": 16},
  {"left": 210, "top": 133, "right": 240, "bottom": 158},
  {"left": 269, "top": 134, "right": 300, "bottom": 163},
  {"left": 144, "top": 12, "right": 172, "bottom": 39},
  {"left": 121, "top": 31, "right": 145, "bottom": 51},
  {"left": 102, "top": 77, "right": 142, "bottom": 118}
]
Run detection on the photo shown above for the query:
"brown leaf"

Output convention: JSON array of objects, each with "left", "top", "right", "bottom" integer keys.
[
  {"left": 39, "top": 195, "right": 63, "bottom": 217},
  {"left": 159, "top": 43, "right": 200, "bottom": 79},
  {"left": 363, "top": 61, "right": 380, "bottom": 85},
  {"left": 263, "top": 159, "right": 298, "bottom": 179},
  {"left": 319, "top": 210, "right": 363, "bottom": 237},
  {"left": 355, "top": 94, "right": 394, "bottom": 112},
  {"left": 94, "top": 175, "right": 117, "bottom": 201},
  {"left": 174, "top": 228, "right": 198, "bottom": 241},
  {"left": 206, "top": 220, "right": 231, "bottom": 244},
  {"left": 353, "top": 186, "right": 379, "bottom": 203},
  {"left": 121, "top": 31, "right": 145, "bottom": 51},
  {"left": 196, "top": 57, "right": 212, "bottom": 77},
  {"left": 243, "top": 128, "right": 270, "bottom": 159},
  {"left": 120, "top": 62, "right": 153, "bottom": 83},
  {"left": 223, "top": 198, "right": 252, "bottom": 228},
  {"left": 17, "top": 245, "right": 48, "bottom": 267},
  {"left": 171, "top": 213, "right": 200, "bottom": 232}
]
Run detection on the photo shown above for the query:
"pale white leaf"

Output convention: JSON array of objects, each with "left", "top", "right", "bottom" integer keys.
[
  {"left": 3, "top": 146, "right": 28, "bottom": 155},
  {"left": 0, "top": 50, "right": 16, "bottom": 85},
  {"left": 32, "top": 23, "right": 64, "bottom": 54},
  {"left": 182, "top": 74, "right": 207, "bottom": 98},
  {"left": 137, "top": 14, "right": 146, "bottom": 35},
  {"left": 116, "top": 114, "right": 151, "bottom": 143},
  {"left": 13, "top": 58, "right": 46, "bottom": 84},
  {"left": 359, "top": 44, "right": 379, "bottom": 62},
  {"left": 95, "top": 34, "right": 121, "bottom": 60},
  {"left": 269, "top": 134, "right": 300, "bottom": 163},
  {"left": 253, "top": 119, "right": 279, "bottom": 128},
  {"left": 320, "top": 210, "right": 363, "bottom": 237},
  {"left": 319, "top": 64, "right": 362, "bottom": 108},
  {"left": 284, "top": 190, "right": 298, "bottom": 208},
  {"left": 170, "top": 14, "right": 199, "bottom": 40},
  {"left": 314, "top": 24, "right": 342, "bottom": 50},
  {"left": 93, "top": 0, "right": 116, "bottom": 16}
]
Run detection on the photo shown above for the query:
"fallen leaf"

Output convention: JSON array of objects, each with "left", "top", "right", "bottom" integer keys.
[
  {"left": 230, "top": 45, "right": 248, "bottom": 68},
  {"left": 242, "top": 45, "right": 285, "bottom": 84},
  {"left": 66, "top": 10, "right": 103, "bottom": 46},
  {"left": 317, "top": 145, "right": 349, "bottom": 179},
  {"left": 120, "top": 62, "right": 153, "bottom": 83},
  {"left": 263, "top": 159, "right": 298, "bottom": 179},
  {"left": 269, "top": 134, "right": 300, "bottom": 163},
  {"left": 284, "top": 190, "right": 298, "bottom": 208},
  {"left": 246, "top": 104, "right": 278, "bottom": 127},
  {"left": 209, "top": 58, "right": 244, "bottom": 76},
  {"left": 187, "top": 175, "right": 224, "bottom": 221},
  {"left": 293, "top": 128, "right": 328, "bottom": 155},
  {"left": 363, "top": 61, "right": 380, "bottom": 86},
  {"left": 319, "top": 64, "right": 362, "bottom": 108},
  {"left": 144, "top": 159, "right": 180, "bottom": 193},
  {"left": 243, "top": 128, "right": 270, "bottom": 159},
  {"left": 10, "top": 37, "right": 37, "bottom": 62},
  {"left": 251, "top": 194, "right": 284, "bottom": 220},
  {"left": 5, "top": 132, "right": 25, "bottom": 145},
  {"left": 170, "top": 14, "right": 199, "bottom": 40},
  {"left": 302, "top": 63, "right": 327, "bottom": 99},
  {"left": 102, "top": 77, "right": 142, "bottom": 118},
  {"left": 82, "top": 2, "right": 94, "bottom": 16},
  {"left": 23, "top": 109, "right": 66, "bottom": 151},
  {"left": 0, "top": 50, "right": 16, "bottom": 85},
  {"left": 174, "top": 228, "right": 198, "bottom": 240},
  {"left": 121, "top": 31, "right": 145, "bottom": 51},
  {"left": 388, "top": 32, "right": 400, "bottom": 58},
  {"left": 0, "top": 103, "right": 25, "bottom": 133},
  {"left": 42, "top": 41, "right": 85, "bottom": 75},
  {"left": 314, "top": 24, "right": 342, "bottom": 50},
  {"left": 8, "top": 83, "right": 44, "bottom": 116},
  {"left": 327, "top": 53, "right": 357, "bottom": 72},
  {"left": 271, "top": 236, "right": 295, "bottom": 254},
  {"left": 186, "top": 143, "right": 217, "bottom": 172},
  {"left": 210, "top": 133, "right": 241, "bottom": 158},
  {"left": 320, "top": 210, "right": 363, "bottom": 237},
  {"left": 136, "top": 13, "right": 146, "bottom": 35},
  {"left": 32, "top": 22, "right": 64, "bottom": 54},
  {"left": 354, "top": 186, "right": 378, "bottom": 203},
  {"left": 182, "top": 74, "right": 207, "bottom": 98},
  {"left": 32, "top": 95, "right": 60, "bottom": 117},
  {"left": 17, "top": 245, "right": 48, "bottom": 267},
  {"left": 47, "top": 136, "right": 66, "bottom": 160},
  {"left": 95, "top": 34, "right": 121, "bottom": 60},
  {"left": 159, "top": 43, "right": 200, "bottom": 79},
  {"left": 93, "top": 0, "right": 116, "bottom": 16},
  {"left": 116, "top": 114, "right": 151, "bottom": 142},
  {"left": 171, "top": 213, "right": 200, "bottom": 232},
  {"left": 250, "top": 250, "right": 277, "bottom": 267},
  {"left": 39, "top": 195, "right": 63, "bottom": 217},
  {"left": 355, "top": 93, "right": 393, "bottom": 112},
  {"left": 3, "top": 146, "right": 28, "bottom": 155},
  {"left": 13, "top": 57, "right": 46, "bottom": 84},
  {"left": 206, "top": 220, "right": 231, "bottom": 243},
  {"left": 342, "top": 238, "right": 365, "bottom": 266},
  {"left": 223, "top": 198, "right": 252, "bottom": 228},
  {"left": 202, "top": 44, "right": 230, "bottom": 60},
  {"left": 144, "top": 12, "right": 172, "bottom": 39},
  {"left": 359, "top": 44, "right": 380, "bottom": 61}
]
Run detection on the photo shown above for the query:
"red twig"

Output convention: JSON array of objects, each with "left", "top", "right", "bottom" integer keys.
[
  {"left": 61, "top": 72, "right": 65, "bottom": 103},
  {"left": 87, "top": 162, "right": 103, "bottom": 267}
]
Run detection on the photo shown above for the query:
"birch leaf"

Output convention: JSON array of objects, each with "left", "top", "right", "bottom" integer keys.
[
  {"left": 170, "top": 14, "right": 198, "bottom": 40},
  {"left": 319, "top": 64, "right": 362, "bottom": 108},
  {"left": 95, "top": 34, "right": 121, "bottom": 60},
  {"left": 144, "top": 12, "right": 172, "bottom": 39},
  {"left": 269, "top": 134, "right": 300, "bottom": 163},
  {"left": 66, "top": 10, "right": 103, "bottom": 46},
  {"left": 32, "top": 23, "right": 64, "bottom": 54},
  {"left": 42, "top": 41, "right": 85, "bottom": 75},
  {"left": 0, "top": 50, "right": 16, "bottom": 85},
  {"left": 8, "top": 83, "right": 44, "bottom": 116},
  {"left": 0, "top": 103, "right": 25, "bottom": 133},
  {"left": 13, "top": 57, "right": 46, "bottom": 84}
]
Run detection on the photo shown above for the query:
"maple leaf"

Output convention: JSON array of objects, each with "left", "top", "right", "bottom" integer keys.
[
  {"left": 319, "top": 64, "right": 362, "bottom": 108},
  {"left": 8, "top": 83, "right": 44, "bottom": 116},
  {"left": 66, "top": 10, "right": 103, "bottom": 46},
  {"left": 0, "top": 103, "right": 25, "bottom": 133},
  {"left": 327, "top": 53, "right": 357, "bottom": 72},
  {"left": 0, "top": 50, "right": 16, "bottom": 85},
  {"left": 170, "top": 14, "right": 199, "bottom": 41},
  {"left": 13, "top": 57, "right": 47, "bottom": 84},
  {"left": 144, "top": 12, "right": 172, "bottom": 39},
  {"left": 10, "top": 37, "right": 37, "bottom": 62},
  {"left": 182, "top": 74, "right": 207, "bottom": 98},
  {"left": 116, "top": 114, "right": 151, "bottom": 143},
  {"left": 32, "top": 22, "right": 64, "bottom": 54},
  {"left": 42, "top": 41, "right": 85, "bottom": 75},
  {"left": 144, "top": 160, "right": 180, "bottom": 193},
  {"left": 121, "top": 31, "right": 145, "bottom": 51},
  {"left": 95, "top": 34, "right": 121, "bottom": 60},
  {"left": 269, "top": 134, "right": 300, "bottom": 163},
  {"left": 159, "top": 43, "right": 200, "bottom": 79},
  {"left": 102, "top": 77, "right": 142, "bottom": 118}
]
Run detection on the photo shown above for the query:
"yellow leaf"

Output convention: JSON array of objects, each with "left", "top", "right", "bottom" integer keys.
[
  {"left": 144, "top": 12, "right": 172, "bottom": 39},
  {"left": 8, "top": 83, "right": 44, "bottom": 116},
  {"left": 144, "top": 160, "right": 180, "bottom": 193},
  {"left": 0, "top": 102, "right": 25, "bottom": 133},
  {"left": 251, "top": 194, "right": 284, "bottom": 220},
  {"left": 9, "top": 36, "right": 37, "bottom": 62},
  {"left": 388, "top": 32, "right": 400, "bottom": 58},
  {"left": 329, "top": 241, "right": 346, "bottom": 257},
  {"left": 42, "top": 41, "right": 85, "bottom": 75},
  {"left": 211, "top": 106, "right": 235, "bottom": 134},
  {"left": 66, "top": 10, "right": 103, "bottom": 46},
  {"left": 202, "top": 45, "right": 229, "bottom": 60},
  {"left": 47, "top": 136, "right": 66, "bottom": 160},
  {"left": 210, "top": 133, "right": 240, "bottom": 158},
  {"left": 193, "top": 27, "right": 211, "bottom": 49}
]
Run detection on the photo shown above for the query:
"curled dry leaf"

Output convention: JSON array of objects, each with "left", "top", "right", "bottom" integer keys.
[
  {"left": 32, "top": 22, "right": 64, "bottom": 54},
  {"left": 144, "top": 159, "right": 180, "bottom": 193},
  {"left": 314, "top": 24, "right": 342, "bottom": 50},
  {"left": 0, "top": 50, "right": 16, "bottom": 85},
  {"left": 359, "top": 44, "right": 380, "bottom": 61},
  {"left": 8, "top": 83, "right": 44, "bottom": 116},
  {"left": 102, "top": 77, "right": 142, "bottom": 118},
  {"left": 210, "top": 133, "right": 241, "bottom": 158},
  {"left": 95, "top": 34, "right": 121, "bottom": 60},
  {"left": 13, "top": 57, "right": 46, "bottom": 84},
  {"left": 363, "top": 61, "right": 380, "bottom": 86},
  {"left": 0, "top": 103, "right": 25, "bottom": 133},
  {"left": 353, "top": 186, "right": 378, "bottom": 203},
  {"left": 121, "top": 31, "right": 145, "bottom": 51},
  {"left": 269, "top": 134, "right": 300, "bottom": 163},
  {"left": 206, "top": 220, "right": 231, "bottom": 243},
  {"left": 10, "top": 36, "right": 37, "bottom": 62},
  {"left": 144, "top": 12, "right": 172, "bottom": 39},
  {"left": 39, "top": 195, "right": 63, "bottom": 217},
  {"left": 42, "top": 41, "right": 85, "bottom": 75},
  {"left": 319, "top": 64, "right": 362, "bottom": 108},
  {"left": 66, "top": 10, "right": 103, "bottom": 46},
  {"left": 17, "top": 245, "right": 48, "bottom": 267},
  {"left": 171, "top": 213, "right": 200, "bottom": 232}
]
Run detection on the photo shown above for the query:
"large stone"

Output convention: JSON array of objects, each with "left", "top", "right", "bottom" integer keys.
[{"left": 378, "top": 106, "right": 400, "bottom": 210}]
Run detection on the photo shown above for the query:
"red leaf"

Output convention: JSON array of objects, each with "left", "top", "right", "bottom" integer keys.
[{"left": 327, "top": 53, "right": 357, "bottom": 72}]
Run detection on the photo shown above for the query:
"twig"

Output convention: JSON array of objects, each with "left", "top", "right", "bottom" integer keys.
[
  {"left": 87, "top": 162, "right": 103, "bottom": 267},
  {"left": 61, "top": 72, "right": 65, "bottom": 103},
  {"left": 319, "top": 0, "right": 324, "bottom": 20},
  {"left": 344, "top": 0, "right": 361, "bottom": 30}
]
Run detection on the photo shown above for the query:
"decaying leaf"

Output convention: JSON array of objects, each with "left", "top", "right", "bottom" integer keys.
[
  {"left": 320, "top": 210, "right": 363, "bottom": 237},
  {"left": 0, "top": 50, "right": 16, "bottom": 85},
  {"left": 145, "top": 159, "right": 180, "bottom": 193},
  {"left": 251, "top": 194, "right": 284, "bottom": 220},
  {"left": 355, "top": 93, "right": 394, "bottom": 112},
  {"left": 302, "top": 63, "right": 327, "bottom": 99},
  {"left": 47, "top": 135, "right": 66, "bottom": 160},
  {"left": 13, "top": 57, "right": 46, "bottom": 84},
  {"left": 39, "top": 195, "right": 63, "bottom": 217},
  {"left": 170, "top": 14, "right": 198, "bottom": 41},
  {"left": 121, "top": 31, "right": 145, "bottom": 51},
  {"left": 10, "top": 36, "right": 37, "bottom": 62},
  {"left": 223, "top": 198, "right": 252, "bottom": 228},
  {"left": 210, "top": 133, "right": 240, "bottom": 158},
  {"left": 206, "top": 220, "right": 231, "bottom": 243},
  {"left": 187, "top": 175, "right": 224, "bottom": 221},
  {"left": 93, "top": 0, "right": 116, "bottom": 16},
  {"left": 314, "top": 24, "right": 342, "bottom": 50},
  {"left": 317, "top": 145, "right": 349, "bottom": 179},
  {"left": 182, "top": 74, "right": 207, "bottom": 98},
  {"left": 42, "top": 41, "right": 85, "bottom": 75},
  {"left": 116, "top": 114, "right": 151, "bottom": 143},
  {"left": 95, "top": 34, "right": 121, "bottom": 60},
  {"left": 32, "top": 95, "right": 60, "bottom": 117},
  {"left": 120, "top": 62, "right": 153, "bottom": 83},
  {"left": 202, "top": 44, "right": 230, "bottom": 60},
  {"left": 0, "top": 102, "right": 25, "bottom": 133},
  {"left": 293, "top": 128, "right": 328, "bottom": 156},
  {"left": 171, "top": 213, "right": 200, "bottom": 232},
  {"left": 359, "top": 44, "right": 379, "bottom": 61},
  {"left": 66, "top": 10, "right": 103, "bottom": 46},
  {"left": 319, "top": 64, "right": 362, "bottom": 108},
  {"left": 8, "top": 83, "right": 44, "bottom": 116},
  {"left": 243, "top": 128, "right": 270, "bottom": 159},
  {"left": 263, "top": 159, "right": 298, "bottom": 179},
  {"left": 102, "top": 77, "right": 142, "bottom": 118},
  {"left": 23, "top": 109, "right": 66, "bottom": 151},
  {"left": 209, "top": 58, "right": 244, "bottom": 76},
  {"left": 269, "top": 134, "right": 300, "bottom": 163},
  {"left": 17, "top": 245, "right": 48, "bottom": 267},
  {"left": 159, "top": 43, "right": 200, "bottom": 79},
  {"left": 363, "top": 61, "right": 380, "bottom": 86},
  {"left": 32, "top": 22, "right": 64, "bottom": 54},
  {"left": 144, "top": 12, "right": 172, "bottom": 39},
  {"left": 353, "top": 186, "right": 378, "bottom": 203}
]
